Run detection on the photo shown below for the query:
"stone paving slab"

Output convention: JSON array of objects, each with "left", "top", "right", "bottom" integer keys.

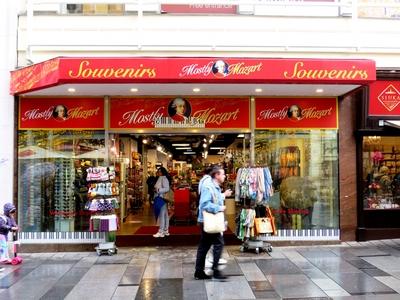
[
  {"left": 266, "top": 274, "right": 327, "bottom": 298},
  {"left": 327, "top": 272, "right": 396, "bottom": 294},
  {"left": 0, "top": 242, "right": 399, "bottom": 299},
  {"left": 205, "top": 276, "right": 255, "bottom": 300}
]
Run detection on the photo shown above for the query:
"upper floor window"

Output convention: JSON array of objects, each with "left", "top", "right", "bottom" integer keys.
[{"left": 66, "top": 3, "right": 125, "bottom": 15}]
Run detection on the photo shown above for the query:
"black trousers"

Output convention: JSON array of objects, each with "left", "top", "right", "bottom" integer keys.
[{"left": 195, "top": 223, "right": 224, "bottom": 272}]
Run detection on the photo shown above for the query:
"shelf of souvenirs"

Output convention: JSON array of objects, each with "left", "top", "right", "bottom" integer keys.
[{"left": 364, "top": 196, "right": 400, "bottom": 210}]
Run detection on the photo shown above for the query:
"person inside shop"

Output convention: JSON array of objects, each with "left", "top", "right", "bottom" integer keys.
[
  {"left": 170, "top": 98, "right": 189, "bottom": 122},
  {"left": 287, "top": 105, "right": 302, "bottom": 121},
  {"left": 194, "top": 166, "right": 232, "bottom": 281},
  {"left": 52, "top": 104, "right": 68, "bottom": 121},
  {"left": 146, "top": 172, "right": 158, "bottom": 204},
  {"left": 153, "top": 167, "right": 172, "bottom": 238}
]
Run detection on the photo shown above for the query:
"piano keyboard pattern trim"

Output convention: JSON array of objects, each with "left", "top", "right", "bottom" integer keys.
[
  {"left": 19, "top": 232, "right": 106, "bottom": 244},
  {"left": 257, "top": 229, "right": 340, "bottom": 241}
]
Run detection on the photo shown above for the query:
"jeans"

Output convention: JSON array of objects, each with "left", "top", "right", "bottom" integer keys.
[
  {"left": 195, "top": 223, "right": 224, "bottom": 272},
  {"left": 158, "top": 204, "right": 169, "bottom": 233}
]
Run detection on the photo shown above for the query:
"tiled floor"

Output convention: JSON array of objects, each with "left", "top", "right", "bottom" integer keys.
[{"left": 1, "top": 240, "right": 400, "bottom": 299}]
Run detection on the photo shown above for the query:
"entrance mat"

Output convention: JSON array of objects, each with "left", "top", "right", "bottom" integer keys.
[{"left": 134, "top": 226, "right": 233, "bottom": 235}]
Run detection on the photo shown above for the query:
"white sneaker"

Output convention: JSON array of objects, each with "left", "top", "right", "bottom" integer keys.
[
  {"left": 205, "top": 260, "right": 213, "bottom": 268},
  {"left": 207, "top": 256, "right": 228, "bottom": 265},
  {"left": 0, "top": 267, "right": 4, "bottom": 272},
  {"left": 153, "top": 232, "right": 165, "bottom": 238},
  {"left": 164, "top": 231, "right": 170, "bottom": 236},
  {"left": 218, "top": 258, "right": 228, "bottom": 265}
]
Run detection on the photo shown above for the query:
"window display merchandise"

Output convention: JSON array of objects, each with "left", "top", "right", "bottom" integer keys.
[
  {"left": 255, "top": 130, "right": 339, "bottom": 231},
  {"left": 362, "top": 136, "right": 400, "bottom": 209},
  {"left": 17, "top": 130, "right": 105, "bottom": 232}
]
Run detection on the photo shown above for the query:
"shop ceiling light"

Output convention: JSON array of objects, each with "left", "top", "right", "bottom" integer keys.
[
  {"left": 316, "top": 88, "right": 324, "bottom": 93},
  {"left": 237, "top": 134, "right": 244, "bottom": 138},
  {"left": 168, "top": 154, "right": 172, "bottom": 158},
  {"left": 142, "top": 138, "right": 148, "bottom": 144},
  {"left": 203, "top": 143, "right": 207, "bottom": 148},
  {"left": 172, "top": 143, "right": 190, "bottom": 147},
  {"left": 210, "top": 147, "right": 226, "bottom": 150},
  {"left": 255, "top": 88, "right": 262, "bottom": 93},
  {"left": 68, "top": 87, "right": 76, "bottom": 93},
  {"left": 176, "top": 147, "right": 191, "bottom": 150},
  {"left": 183, "top": 151, "right": 196, "bottom": 154},
  {"left": 130, "top": 88, "right": 138, "bottom": 92},
  {"left": 157, "top": 146, "right": 162, "bottom": 151},
  {"left": 193, "top": 88, "right": 200, "bottom": 92},
  {"left": 209, "top": 139, "right": 213, "bottom": 143},
  {"left": 211, "top": 134, "right": 215, "bottom": 139}
]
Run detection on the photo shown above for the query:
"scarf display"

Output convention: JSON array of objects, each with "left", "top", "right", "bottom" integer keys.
[{"left": 235, "top": 167, "right": 273, "bottom": 205}]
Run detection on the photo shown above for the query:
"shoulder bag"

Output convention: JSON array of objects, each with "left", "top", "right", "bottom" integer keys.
[{"left": 203, "top": 188, "right": 226, "bottom": 233}]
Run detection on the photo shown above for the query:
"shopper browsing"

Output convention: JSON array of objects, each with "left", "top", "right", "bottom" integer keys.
[
  {"left": 195, "top": 166, "right": 232, "bottom": 280},
  {"left": 0, "top": 203, "right": 18, "bottom": 266},
  {"left": 153, "top": 167, "right": 171, "bottom": 238}
]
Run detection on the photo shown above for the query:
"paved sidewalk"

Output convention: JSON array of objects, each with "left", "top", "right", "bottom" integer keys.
[{"left": 1, "top": 240, "right": 400, "bottom": 299}]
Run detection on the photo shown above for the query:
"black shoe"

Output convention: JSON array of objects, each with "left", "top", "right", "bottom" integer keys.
[
  {"left": 212, "top": 270, "right": 228, "bottom": 281},
  {"left": 194, "top": 271, "right": 211, "bottom": 280}
]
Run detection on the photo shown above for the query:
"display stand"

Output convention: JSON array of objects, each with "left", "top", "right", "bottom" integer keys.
[
  {"left": 235, "top": 167, "right": 275, "bottom": 254},
  {"left": 85, "top": 166, "right": 120, "bottom": 256}
]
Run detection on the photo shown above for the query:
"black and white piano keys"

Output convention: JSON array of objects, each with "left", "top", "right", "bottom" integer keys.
[
  {"left": 258, "top": 229, "right": 340, "bottom": 241},
  {"left": 18, "top": 232, "right": 106, "bottom": 244}
]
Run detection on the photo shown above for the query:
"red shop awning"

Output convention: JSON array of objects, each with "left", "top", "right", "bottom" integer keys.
[{"left": 10, "top": 57, "right": 376, "bottom": 96}]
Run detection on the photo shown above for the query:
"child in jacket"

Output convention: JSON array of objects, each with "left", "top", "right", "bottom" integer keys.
[{"left": 0, "top": 203, "right": 18, "bottom": 263}]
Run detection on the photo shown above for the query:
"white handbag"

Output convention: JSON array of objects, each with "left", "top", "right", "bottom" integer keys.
[
  {"left": 203, "top": 210, "right": 225, "bottom": 233},
  {"left": 202, "top": 188, "right": 225, "bottom": 233}
]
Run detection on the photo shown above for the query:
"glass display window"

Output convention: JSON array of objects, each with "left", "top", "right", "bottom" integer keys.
[
  {"left": 18, "top": 130, "right": 106, "bottom": 232},
  {"left": 255, "top": 130, "right": 339, "bottom": 230},
  {"left": 362, "top": 136, "right": 400, "bottom": 210}
]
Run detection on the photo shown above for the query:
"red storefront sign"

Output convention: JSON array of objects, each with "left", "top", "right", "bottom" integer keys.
[
  {"left": 256, "top": 98, "right": 338, "bottom": 129},
  {"left": 10, "top": 57, "right": 376, "bottom": 95},
  {"left": 369, "top": 81, "right": 400, "bottom": 117},
  {"left": 110, "top": 98, "right": 249, "bottom": 130},
  {"left": 161, "top": 4, "right": 237, "bottom": 14},
  {"left": 19, "top": 98, "right": 105, "bottom": 129}
]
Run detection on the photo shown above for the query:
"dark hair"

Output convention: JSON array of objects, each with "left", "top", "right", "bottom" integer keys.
[
  {"left": 157, "top": 167, "right": 171, "bottom": 184},
  {"left": 204, "top": 165, "right": 214, "bottom": 175},
  {"left": 210, "top": 166, "right": 223, "bottom": 178}
]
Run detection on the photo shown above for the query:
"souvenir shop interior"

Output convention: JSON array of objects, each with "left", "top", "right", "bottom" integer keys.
[
  {"left": 17, "top": 128, "right": 340, "bottom": 238},
  {"left": 362, "top": 136, "right": 400, "bottom": 210}
]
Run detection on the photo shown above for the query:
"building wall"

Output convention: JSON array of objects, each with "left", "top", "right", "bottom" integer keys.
[
  {"left": 339, "top": 93, "right": 359, "bottom": 241},
  {"left": 16, "top": 4, "right": 400, "bottom": 68},
  {"left": 0, "top": 1, "right": 19, "bottom": 214},
  {"left": 8, "top": 1, "right": 400, "bottom": 242}
]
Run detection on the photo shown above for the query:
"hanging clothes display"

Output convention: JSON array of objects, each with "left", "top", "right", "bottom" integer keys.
[
  {"left": 235, "top": 167, "right": 273, "bottom": 205},
  {"left": 235, "top": 167, "right": 276, "bottom": 246}
]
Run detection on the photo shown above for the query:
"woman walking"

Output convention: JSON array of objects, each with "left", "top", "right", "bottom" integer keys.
[{"left": 153, "top": 167, "right": 171, "bottom": 238}]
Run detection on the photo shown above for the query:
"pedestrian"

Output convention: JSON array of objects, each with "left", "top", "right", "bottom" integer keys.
[
  {"left": 0, "top": 203, "right": 19, "bottom": 269},
  {"left": 194, "top": 166, "right": 232, "bottom": 280},
  {"left": 198, "top": 165, "right": 228, "bottom": 267},
  {"left": 153, "top": 167, "right": 171, "bottom": 238}
]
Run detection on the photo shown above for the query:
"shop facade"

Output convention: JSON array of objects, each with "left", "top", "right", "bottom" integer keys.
[
  {"left": 357, "top": 78, "right": 400, "bottom": 240},
  {"left": 10, "top": 57, "right": 375, "bottom": 247}
]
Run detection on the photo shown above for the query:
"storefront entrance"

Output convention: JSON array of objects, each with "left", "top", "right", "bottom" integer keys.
[{"left": 11, "top": 56, "right": 376, "bottom": 247}]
